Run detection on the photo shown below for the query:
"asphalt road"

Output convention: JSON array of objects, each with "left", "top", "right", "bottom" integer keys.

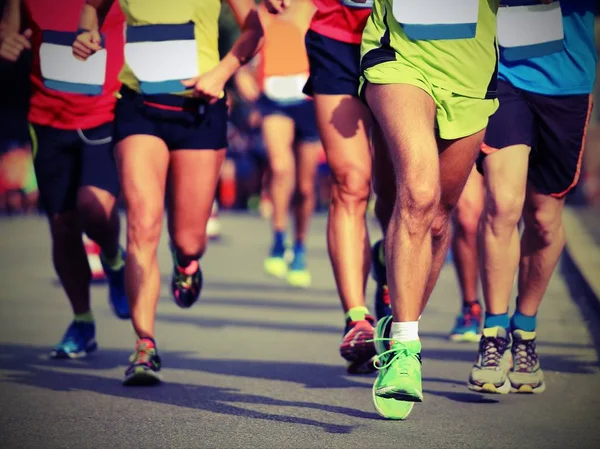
[{"left": 0, "top": 214, "right": 599, "bottom": 448}]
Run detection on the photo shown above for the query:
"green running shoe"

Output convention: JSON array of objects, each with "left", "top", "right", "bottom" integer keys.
[{"left": 374, "top": 339, "right": 423, "bottom": 400}]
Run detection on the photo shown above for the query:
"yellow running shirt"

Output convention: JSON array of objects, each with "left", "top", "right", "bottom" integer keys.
[{"left": 118, "top": 0, "right": 221, "bottom": 95}]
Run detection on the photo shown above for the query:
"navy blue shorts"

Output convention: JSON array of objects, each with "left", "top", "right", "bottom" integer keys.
[
  {"left": 479, "top": 80, "right": 592, "bottom": 198},
  {"left": 114, "top": 86, "right": 228, "bottom": 150},
  {"left": 31, "top": 122, "right": 119, "bottom": 215},
  {"left": 303, "top": 29, "right": 362, "bottom": 97},
  {"left": 256, "top": 95, "right": 320, "bottom": 143}
]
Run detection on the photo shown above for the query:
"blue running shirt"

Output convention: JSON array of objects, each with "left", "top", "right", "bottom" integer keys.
[{"left": 499, "top": 0, "right": 597, "bottom": 95}]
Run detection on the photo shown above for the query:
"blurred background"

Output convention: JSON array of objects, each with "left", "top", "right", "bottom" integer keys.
[{"left": 0, "top": 4, "right": 598, "bottom": 218}]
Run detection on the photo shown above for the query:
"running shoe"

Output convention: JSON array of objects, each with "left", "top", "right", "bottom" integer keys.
[
  {"left": 206, "top": 201, "right": 221, "bottom": 241},
  {"left": 123, "top": 339, "right": 162, "bottom": 386},
  {"left": 371, "top": 240, "right": 392, "bottom": 321},
  {"left": 101, "top": 246, "right": 130, "bottom": 319},
  {"left": 171, "top": 258, "right": 203, "bottom": 308},
  {"left": 468, "top": 327, "right": 512, "bottom": 394},
  {"left": 50, "top": 320, "right": 97, "bottom": 359},
  {"left": 340, "top": 315, "right": 377, "bottom": 374},
  {"left": 371, "top": 316, "right": 416, "bottom": 419},
  {"left": 286, "top": 247, "right": 311, "bottom": 288},
  {"left": 264, "top": 241, "right": 288, "bottom": 279},
  {"left": 508, "top": 329, "right": 545, "bottom": 394},
  {"left": 373, "top": 339, "right": 423, "bottom": 405},
  {"left": 449, "top": 302, "right": 482, "bottom": 342}
]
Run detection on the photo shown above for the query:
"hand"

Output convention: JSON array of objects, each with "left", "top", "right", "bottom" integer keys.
[
  {"left": 264, "top": 0, "right": 291, "bottom": 14},
  {"left": 0, "top": 29, "right": 32, "bottom": 62},
  {"left": 72, "top": 30, "right": 102, "bottom": 61},
  {"left": 182, "top": 67, "right": 229, "bottom": 104}
]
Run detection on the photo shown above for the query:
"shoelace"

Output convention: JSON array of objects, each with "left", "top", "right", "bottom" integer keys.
[
  {"left": 371, "top": 338, "right": 414, "bottom": 373},
  {"left": 480, "top": 337, "right": 508, "bottom": 368},
  {"left": 130, "top": 343, "right": 154, "bottom": 367},
  {"left": 175, "top": 271, "right": 195, "bottom": 289},
  {"left": 513, "top": 339, "right": 538, "bottom": 373}
]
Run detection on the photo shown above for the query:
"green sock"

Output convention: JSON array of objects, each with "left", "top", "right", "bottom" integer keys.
[
  {"left": 378, "top": 242, "right": 385, "bottom": 266},
  {"left": 102, "top": 247, "right": 124, "bottom": 270},
  {"left": 74, "top": 310, "right": 94, "bottom": 323},
  {"left": 345, "top": 306, "right": 370, "bottom": 322}
]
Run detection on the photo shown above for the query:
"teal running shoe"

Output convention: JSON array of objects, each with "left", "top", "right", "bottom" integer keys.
[
  {"left": 50, "top": 321, "right": 97, "bottom": 359},
  {"left": 449, "top": 302, "right": 482, "bottom": 342},
  {"left": 101, "top": 247, "right": 130, "bottom": 319}
]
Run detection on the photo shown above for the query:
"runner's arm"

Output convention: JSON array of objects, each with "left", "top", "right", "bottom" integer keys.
[
  {"left": 73, "top": 0, "right": 114, "bottom": 60},
  {"left": 0, "top": 0, "right": 31, "bottom": 63}
]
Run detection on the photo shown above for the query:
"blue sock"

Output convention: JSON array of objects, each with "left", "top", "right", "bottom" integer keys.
[
  {"left": 272, "top": 230, "right": 286, "bottom": 256},
  {"left": 511, "top": 310, "right": 537, "bottom": 332},
  {"left": 484, "top": 312, "right": 510, "bottom": 329},
  {"left": 293, "top": 240, "right": 305, "bottom": 254}
]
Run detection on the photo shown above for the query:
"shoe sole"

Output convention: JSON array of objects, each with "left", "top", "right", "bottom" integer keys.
[
  {"left": 286, "top": 273, "right": 312, "bottom": 289},
  {"left": 123, "top": 370, "right": 162, "bottom": 387},
  {"left": 467, "top": 377, "right": 511, "bottom": 394},
  {"left": 50, "top": 342, "right": 98, "bottom": 359},
  {"left": 449, "top": 332, "right": 481, "bottom": 343},
  {"left": 510, "top": 382, "right": 546, "bottom": 394},
  {"left": 372, "top": 382, "right": 415, "bottom": 420},
  {"left": 375, "top": 387, "right": 423, "bottom": 402}
]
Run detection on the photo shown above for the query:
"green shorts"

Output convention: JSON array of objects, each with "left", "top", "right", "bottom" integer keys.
[{"left": 360, "top": 0, "right": 499, "bottom": 140}]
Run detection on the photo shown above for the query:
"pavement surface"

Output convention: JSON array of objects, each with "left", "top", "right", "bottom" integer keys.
[{"left": 1, "top": 213, "right": 599, "bottom": 449}]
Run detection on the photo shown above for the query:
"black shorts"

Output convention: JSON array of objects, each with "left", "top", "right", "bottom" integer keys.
[
  {"left": 256, "top": 95, "right": 320, "bottom": 143},
  {"left": 480, "top": 80, "right": 592, "bottom": 198},
  {"left": 114, "top": 86, "right": 228, "bottom": 151},
  {"left": 303, "top": 29, "right": 362, "bottom": 97},
  {"left": 31, "top": 122, "right": 119, "bottom": 215}
]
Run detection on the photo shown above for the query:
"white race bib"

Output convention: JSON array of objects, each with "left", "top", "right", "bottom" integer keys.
[
  {"left": 498, "top": 2, "right": 564, "bottom": 61},
  {"left": 264, "top": 73, "right": 309, "bottom": 103},
  {"left": 40, "top": 31, "right": 106, "bottom": 95},
  {"left": 125, "top": 22, "right": 198, "bottom": 95},
  {"left": 340, "top": 0, "right": 373, "bottom": 8},
  {"left": 392, "top": 0, "right": 479, "bottom": 40}
]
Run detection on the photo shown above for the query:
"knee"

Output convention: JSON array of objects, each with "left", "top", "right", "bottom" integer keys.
[
  {"left": 49, "top": 211, "right": 81, "bottom": 241},
  {"left": 270, "top": 157, "right": 294, "bottom": 181},
  {"left": 483, "top": 188, "right": 525, "bottom": 233},
  {"left": 331, "top": 167, "right": 371, "bottom": 209},
  {"left": 453, "top": 201, "right": 482, "bottom": 238},
  {"left": 77, "top": 187, "right": 114, "bottom": 224},
  {"left": 295, "top": 180, "right": 314, "bottom": 204},
  {"left": 171, "top": 228, "right": 206, "bottom": 259},
  {"left": 126, "top": 204, "right": 163, "bottom": 249},
  {"left": 398, "top": 182, "right": 441, "bottom": 231},
  {"left": 523, "top": 206, "right": 564, "bottom": 247}
]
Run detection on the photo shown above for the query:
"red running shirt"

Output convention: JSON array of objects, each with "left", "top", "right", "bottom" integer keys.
[
  {"left": 310, "top": 0, "right": 372, "bottom": 45},
  {"left": 25, "top": 0, "right": 125, "bottom": 130}
]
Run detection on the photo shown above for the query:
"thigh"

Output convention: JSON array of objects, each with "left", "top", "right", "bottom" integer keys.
[
  {"left": 79, "top": 123, "right": 119, "bottom": 199},
  {"left": 313, "top": 93, "right": 372, "bottom": 185},
  {"left": 31, "top": 124, "right": 81, "bottom": 215},
  {"left": 262, "top": 113, "right": 296, "bottom": 168},
  {"left": 116, "top": 135, "right": 169, "bottom": 224},
  {"left": 168, "top": 148, "right": 227, "bottom": 232},
  {"left": 438, "top": 130, "right": 486, "bottom": 213},
  {"left": 365, "top": 83, "right": 438, "bottom": 190},
  {"left": 530, "top": 92, "right": 592, "bottom": 198}
]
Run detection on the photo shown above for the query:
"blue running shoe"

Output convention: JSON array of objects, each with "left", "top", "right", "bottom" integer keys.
[
  {"left": 449, "top": 303, "right": 482, "bottom": 342},
  {"left": 50, "top": 321, "right": 97, "bottom": 359},
  {"left": 101, "top": 247, "right": 130, "bottom": 319},
  {"left": 371, "top": 240, "right": 392, "bottom": 321}
]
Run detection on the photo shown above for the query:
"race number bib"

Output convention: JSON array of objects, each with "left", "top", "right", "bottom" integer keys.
[
  {"left": 497, "top": 2, "right": 564, "bottom": 61},
  {"left": 125, "top": 22, "right": 198, "bottom": 94},
  {"left": 340, "top": 0, "right": 373, "bottom": 8},
  {"left": 393, "top": 0, "right": 479, "bottom": 40},
  {"left": 264, "top": 74, "right": 309, "bottom": 103},
  {"left": 40, "top": 31, "right": 106, "bottom": 95}
]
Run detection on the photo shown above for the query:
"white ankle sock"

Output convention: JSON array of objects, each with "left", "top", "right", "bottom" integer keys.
[{"left": 391, "top": 321, "right": 419, "bottom": 342}]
